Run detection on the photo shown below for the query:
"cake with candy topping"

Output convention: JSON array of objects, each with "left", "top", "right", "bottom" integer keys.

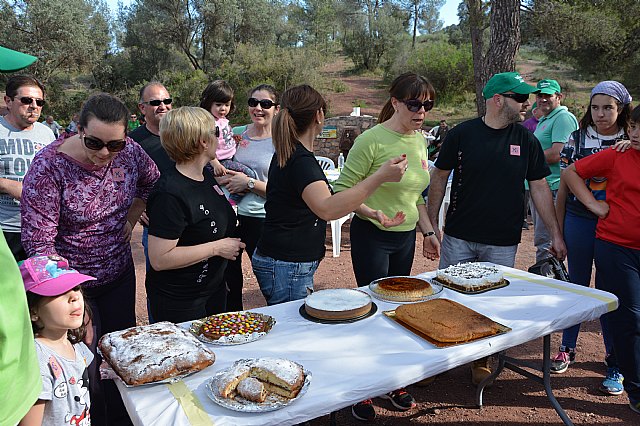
[
  {"left": 304, "top": 288, "right": 372, "bottom": 320},
  {"left": 98, "top": 322, "right": 216, "bottom": 386},
  {"left": 435, "top": 262, "right": 504, "bottom": 292},
  {"left": 198, "top": 312, "right": 270, "bottom": 341}
]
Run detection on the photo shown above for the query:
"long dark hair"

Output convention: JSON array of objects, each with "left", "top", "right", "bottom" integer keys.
[
  {"left": 579, "top": 97, "right": 631, "bottom": 134},
  {"left": 272, "top": 84, "right": 326, "bottom": 168},
  {"left": 27, "top": 286, "right": 92, "bottom": 344},
  {"left": 378, "top": 72, "right": 436, "bottom": 123}
]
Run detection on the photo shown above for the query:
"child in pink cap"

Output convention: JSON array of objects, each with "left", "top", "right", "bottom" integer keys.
[{"left": 20, "top": 254, "right": 96, "bottom": 425}]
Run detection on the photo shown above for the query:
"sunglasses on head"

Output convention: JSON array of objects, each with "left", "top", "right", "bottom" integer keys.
[
  {"left": 143, "top": 98, "right": 172, "bottom": 107},
  {"left": 82, "top": 134, "right": 127, "bottom": 152},
  {"left": 501, "top": 93, "right": 530, "bottom": 103},
  {"left": 12, "top": 96, "right": 45, "bottom": 107},
  {"left": 402, "top": 99, "right": 434, "bottom": 113},
  {"left": 248, "top": 98, "right": 277, "bottom": 109}
]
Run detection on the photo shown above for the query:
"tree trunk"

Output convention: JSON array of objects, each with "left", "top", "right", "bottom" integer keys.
[
  {"left": 412, "top": 1, "right": 418, "bottom": 49},
  {"left": 467, "top": 0, "right": 521, "bottom": 117}
]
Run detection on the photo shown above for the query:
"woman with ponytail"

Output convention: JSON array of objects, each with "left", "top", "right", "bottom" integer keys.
[
  {"left": 333, "top": 72, "right": 439, "bottom": 420},
  {"left": 252, "top": 84, "right": 407, "bottom": 306}
]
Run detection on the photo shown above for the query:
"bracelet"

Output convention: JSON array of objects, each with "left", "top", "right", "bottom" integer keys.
[{"left": 422, "top": 231, "right": 436, "bottom": 237}]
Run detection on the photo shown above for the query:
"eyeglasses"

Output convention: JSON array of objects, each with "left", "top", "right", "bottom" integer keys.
[
  {"left": 248, "top": 98, "right": 278, "bottom": 109},
  {"left": 402, "top": 99, "right": 434, "bottom": 113},
  {"left": 12, "top": 96, "right": 45, "bottom": 107},
  {"left": 82, "top": 134, "right": 127, "bottom": 152},
  {"left": 143, "top": 98, "right": 172, "bottom": 107},
  {"left": 501, "top": 93, "right": 530, "bottom": 103}
]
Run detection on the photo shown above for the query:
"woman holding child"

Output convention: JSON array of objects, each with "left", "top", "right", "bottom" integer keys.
[{"left": 217, "top": 84, "right": 280, "bottom": 311}]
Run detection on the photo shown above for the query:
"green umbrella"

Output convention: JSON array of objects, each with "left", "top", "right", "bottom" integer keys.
[{"left": 0, "top": 46, "right": 37, "bottom": 73}]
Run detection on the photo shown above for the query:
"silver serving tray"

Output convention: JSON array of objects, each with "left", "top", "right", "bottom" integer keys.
[
  {"left": 205, "top": 358, "right": 311, "bottom": 412},
  {"left": 189, "top": 312, "right": 276, "bottom": 346},
  {"left": 369, "top": 276, "right": 443, "bottom": 304}
]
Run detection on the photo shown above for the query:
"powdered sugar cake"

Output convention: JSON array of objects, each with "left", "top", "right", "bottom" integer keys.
[
  {"left": 98, "top": 321, "right": 216, "bottom": 386},
  {"left": 304, "top": 288, "right": 372, "bottom": 320},
  {"left": 435, "top": 262, "right": 505, "bottom": 293}
]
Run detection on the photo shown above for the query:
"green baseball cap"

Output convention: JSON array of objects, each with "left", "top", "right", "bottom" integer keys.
[
  {"left": 534, "top": 79, "right": 561, "bottom": 95},
  {"left": 482, "top": 72, "right": 536, "bottom": 99},
  {"left": 0, "top": 46, "right": 37, "bottom": 73}
]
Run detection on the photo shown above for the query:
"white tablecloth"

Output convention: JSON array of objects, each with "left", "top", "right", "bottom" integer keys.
[{"left": 117, "top": 266, "right": 618, "bottom": 425}]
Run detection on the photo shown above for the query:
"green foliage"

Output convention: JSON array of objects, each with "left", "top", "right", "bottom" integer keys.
[{"left": 384, "top": 38, "right": 475, "bottom": 103}]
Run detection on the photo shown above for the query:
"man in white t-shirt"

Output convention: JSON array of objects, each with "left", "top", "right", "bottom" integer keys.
[{"left": 0, "top": 75, "right": 55, "bottom": 260}]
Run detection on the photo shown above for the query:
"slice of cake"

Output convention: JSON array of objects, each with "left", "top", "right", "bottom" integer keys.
[
  {"left": 373, "top": 276, "right": 433, "bottom": 299},
  {"left": 304, "top": 289, "right": 372, "bottom": 320},
  {"left": 435, "top": 263, "right": 504, "bottom": 292},
  {"left": 236, "top": 377, "right": 268, "bottom": 403},
  {"left": 395, "top": 299, "right": 502, "bottom": 343}
]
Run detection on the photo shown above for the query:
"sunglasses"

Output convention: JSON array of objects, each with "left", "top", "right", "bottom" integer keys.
[
  {"left": 402, "top": 99, "right": 434, "bottom": 113},
  {"left": 143, "top": 98, "right": 172, "bottom": 107},
  {"left": 12, "top": 96, "right": 45, "bottom": 107},
  {"left": 83, "top": 135, "right": 127, "bottom": 152},
  {"left": 501, "top": 93, "right": 530, "bottom": 103},
  {"left": 248, "top": 98, "right": 278, "bottom": 109}
]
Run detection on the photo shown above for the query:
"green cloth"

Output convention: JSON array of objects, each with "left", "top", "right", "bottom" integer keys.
[
  {"left": 333, "top": 124, "right": 429, "bottom": 232},
  {"left": 0, "top": 45, "right": 37, "bottom": 72},
  {"left": 127, "top": 120, "right": 140, "bottom": 132},
  {"left": 534, "top": 106, "right": 578, "bottom": 190},
  {"left": 0, "top": 234, "right": 41, "bottom": 425}
]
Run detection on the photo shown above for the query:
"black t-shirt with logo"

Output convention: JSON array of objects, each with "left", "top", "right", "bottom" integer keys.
[
  {"left": 146, "top": 167, "right": 236, "bottom": 299},
  {"left": 257, "top": 144, "right": 331, "bottom": 262},
  {"left": 435, "top": 117, "right": 550, "bottom": 246}
]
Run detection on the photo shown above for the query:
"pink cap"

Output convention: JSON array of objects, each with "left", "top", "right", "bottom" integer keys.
[{"left": 21, "top": 255, "right": 96, "bottom": 296}]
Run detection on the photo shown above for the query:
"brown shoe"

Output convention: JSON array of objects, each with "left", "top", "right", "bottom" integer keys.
[{"left": 471, "top": 356, "right": 493, "bottom": 386}]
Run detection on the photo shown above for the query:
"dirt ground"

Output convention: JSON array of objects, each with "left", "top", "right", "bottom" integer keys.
[{"left": 130, "top": 224, "right": 636, "bottom": 425}]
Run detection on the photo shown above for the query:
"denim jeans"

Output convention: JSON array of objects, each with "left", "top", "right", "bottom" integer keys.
[
  {"left": 594, "top": 238, "right": 640, "bottom": 402},
  {"left": 251, "top": 250, "right": 319, "bottom": 306},
  {"left": 531, "top": 189, "right": 558, "bottom": 263},
  {"left": 439, "top": 234, "right": 517, "bottom": 268},
  {"left": 560, "top": 211, "right": 614, "bottom": 360}
]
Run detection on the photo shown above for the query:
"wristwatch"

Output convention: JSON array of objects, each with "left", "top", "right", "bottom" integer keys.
[
  {"left": 423, "top": 231, "right": 436, "bottom": 237},
  {"left": 247, "top": 178, "right": 255, "bottom": 190}
]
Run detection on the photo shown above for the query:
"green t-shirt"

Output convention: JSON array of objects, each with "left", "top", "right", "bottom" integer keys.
[
  {"left": 333, "top": 124, "right": 429, "bottom": 231},
  {"left": 533, "top": 106, "right": 578, "bottom": 190},
  {"left": 0, "top": 235, "right": 41, "bottom": 425}
]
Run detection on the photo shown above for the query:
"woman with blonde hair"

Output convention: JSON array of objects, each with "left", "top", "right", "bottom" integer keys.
[
  {"left": 252, "top": 84, "right": 407, "bottom": 306},
  {"left": 146, "top": 107, "right": 245, "bottom": 323}
]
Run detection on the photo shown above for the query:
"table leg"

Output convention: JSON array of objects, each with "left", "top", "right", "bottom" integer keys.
[
  {"left": 475, "top": 355, "right": 506, "bottom": 407},
  {"left": 486, "top": 335, "right": 575, "bottom": 426}
]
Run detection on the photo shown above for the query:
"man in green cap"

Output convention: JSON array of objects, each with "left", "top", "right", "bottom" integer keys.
[
  {"left": 428, "top": 71, "right": 566, "bottom": 386},
  {"left": 531, "top": 79, "right": 579, "bottom": 262}
]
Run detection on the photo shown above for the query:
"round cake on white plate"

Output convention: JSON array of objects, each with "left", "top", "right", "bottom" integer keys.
[
  {"left": 304, "top": 288, "right": 372, "bottom": 320},
  {"left": 435, "top": 262, "right": 504, "bottom": 292}
]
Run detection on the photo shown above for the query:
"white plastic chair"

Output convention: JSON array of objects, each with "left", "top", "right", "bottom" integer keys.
[
  {"left": 438, "top": 181, "right": 452, "bottom": 232},
  {"left": 315, "top": 156, "right": 335, "bottom": 170},
  {"left": 330, "top": 213, "right": 354, "bottom": 257}
]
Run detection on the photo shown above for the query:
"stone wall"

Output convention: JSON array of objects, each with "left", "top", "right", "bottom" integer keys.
[{"left": 314, "top": 115, "right": 378, "bottom": 165}]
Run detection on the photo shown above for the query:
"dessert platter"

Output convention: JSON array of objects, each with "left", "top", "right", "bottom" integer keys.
[
  {"left": 384, "top": 298, "right": 510, "bottom": 347},
  {"left": 432, "top": 262, "right": 509, "bottom": 294},
  {"left": 300, "top": 288, "right": 377, "bottom": 323},
  {"left": 206, "top": 358, "right": 311, "bottom": 412},
  {"left": 98, "top": 322, "right": 216, "bottom": 386},
  {"left": 369, "top": 275, "right": 443, "bottom": 303},
  {"left": 189, "top": 311, "right": 276, "bottom": 345}
]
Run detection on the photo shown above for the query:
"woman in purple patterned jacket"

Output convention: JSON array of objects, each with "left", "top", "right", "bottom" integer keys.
[{"left": 20, "top": 93, "right": 159, "bottom": 425}]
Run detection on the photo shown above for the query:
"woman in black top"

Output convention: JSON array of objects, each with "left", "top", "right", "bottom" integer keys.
[
  {"left": 252, "top": 84, "right": 407, "bottom": 306},
  {"left": 146, "top": 107, "right": 245, "bottom": 323}
]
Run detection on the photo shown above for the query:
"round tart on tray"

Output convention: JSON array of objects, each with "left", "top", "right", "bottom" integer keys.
[
  {"left": 369, "top": 276, "right": 443, "bottom": 303},
  {"left": 189, "top": 311, "right": 275, "bottom": 345},
  {"left": 303, "top": 288, "right": 373, "bottom": 321}
]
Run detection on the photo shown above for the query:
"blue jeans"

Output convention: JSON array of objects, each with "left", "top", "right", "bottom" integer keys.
[
  {"left": 594, "top": 238, "right": 640, "bottom": 402},
  {"left": 251, "top": 250, "right": 319, "bottom": 306},
  {"left": 560, "top": 212, "right": 614, "bottom": 359},
  {"left": 439, "top": 234, "right": 517, "bottom": 268},
  {"left": 531, "top": 189, "right": 557, "bottom": 263}
]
